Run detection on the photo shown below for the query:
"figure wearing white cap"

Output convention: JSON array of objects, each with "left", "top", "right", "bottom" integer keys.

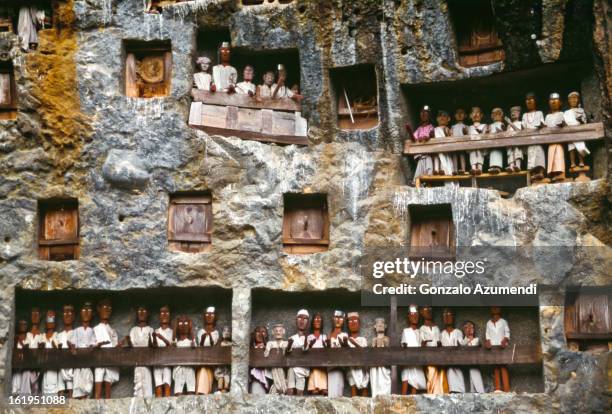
[
  {"left": 345, "top": 312, "right": 369, "bottom": 396},
  {"left": 195, "top": 307, "right": 219, "bottom": 394},
  {"left": 488, "top": 108, "right": 506, "bottom": 174},
  {"left": 564, "top": 91, "right": 590, "bottom": 170},
  {"left": 468, "top": 107, "right": 488, "bottom": 175},
  {"left": 126, "top": 306, "right": 154, "bottom": 397},
  {"left": 522, "top": 92, "right": 547, "bottom": 183},
  {"left": 370, "top": 318, "right": 391, "bottom": 397},
  {"left": 505, "top": 106, "right": 524, "bottom": 172},
  {"left": 545, "top": 92, "right": 567, "bottom": 182},
  {"left": 327, "top": 310, "right": 349, "bottom": 397},
  {"left": 40, "top": 310, "right": 60, "bottom": 395},
  {"left": 264, "top": 324, "right": 288, "bottom": 394},
  {"left": 56, "top": 305, "right": 75, "bottom": 398},
  {"left": 212, "top": 42, "right": 237, "bottom": 93},
  {"left": 285, "top": 310, "right": 310, "bottom": 395},
  {"left": 400, "top": 305, "right": 426, "bottom": 395},
  {"left": 194, "top": 56, "right": 213, "bottom": 91},
  {"left": 152, "top": 305, "right": 173, "bottom": 397}
]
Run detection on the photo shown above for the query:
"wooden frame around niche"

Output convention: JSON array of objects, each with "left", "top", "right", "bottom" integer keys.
[
  {"left": 408, "top": 204, "right": 455, "bottom": 259},
  {"left": 282, "top": 193, "right": 329, "bottom": 254},
  {"left": 124, "top": 39, "right": 172, "bottom": 98},
  {"left": 38, "top": 198, "right": 80, "bottom": 261},
  {"left": 0, "top": 60, "right": 17, "bottom": 120},
  {"left": 167, "top": 192, "right": 212, "bottom": 253},
  {"left": 330, "top": 63, "right": 379, "bottom": 131}
]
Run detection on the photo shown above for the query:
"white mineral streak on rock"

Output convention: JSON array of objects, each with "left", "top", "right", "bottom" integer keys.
[
  {"left": 144, "top": 12, "right": 164, "bottom": 39},
  {"left": 341, "top": 147, "right": 373, "bottom": 220},
  {"left": 128, "top": 97, "right": 164, "bottom": 128}
]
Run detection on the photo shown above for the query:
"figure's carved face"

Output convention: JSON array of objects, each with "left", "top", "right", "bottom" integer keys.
[
  {"left": 98, "top": 302, "right": 112, "bottom": 320},
  {"left": 177, "top": 316, "right": 191, "bottom": 335},
  {"left": 243, "top": 66, "right": 254, "bottom": 82},
  {"left": 437, "top": 113, "right": 450, "bottom": 126},
  {"left": 455, "top": 109, "right": 466, "bottom": 122},
  {"left": 511, "top": 109, "right": 521, "bottom": 121},
  {"left": 199, "top": 58, "right": 211, "bottom": 72},
  {"left": 222, "top": 326, "right": 231, "bottom": 340},
  {"left": 63, "top": 306, "right": 75, "bottom": 326},
  {"left": 421, "top": 306, "right": 433, "bottom": 320},
  {"left": 568, "top": 94, "right": 580, "bottom": 108},
  {"left": 419, "top": 110, "right": 430, "bottom": 123},
  {"left": 219, "top": 47, "right": 231, "bottom": 64},
  {"left": 492, "top": 110, "right": 503, "bottom": 122},
  {"left": 296, "top": 314, "right": 309, "bottom": 331},
  {"left": 272, "top": 325, "right": 285, "bottom": 340},
  {"left": 463, "top": 322, "right": 475, "bottom": 337},
  {"left": 254, "top": 327, "right": 267, "bottom": 344},
  {"left": 549, "top": 98, "right": 561, "bottom": 112},
  {"left": 45, "top": 310, "right": 56, "bottom": 330},
  {"left": 407, "top": 309, "right": 419, "bottom": 325},
  {"left": 159, "top": 306, "right": 170, "bottom": 324},
  {"left": 442, "top": 309, "right": 454, "bottom": 326},
  {"left": 348, "top": 315, "right": 360, "bottom": 334},
  {"left": 263, "top": 72, "right": 275, "bottom": 86},
  {"left": 490, "top": 306, "right": 501, "bottom": 317},
  {"left": 333, "top": 315, "right": 344, "bottom": 329},
  {"left": 80, "top": 306, "right": 93, "bottom": 323},
  {"left": 204, "top": 310, "right": 216, "bottom": 325},
  {"left": 17, "top": 320, "right": 28, "bottom": 334},
  {"left": 137, "top": 307, "right": 149, "bottom": 323},
  {"left": 312, "top": 314, "right": 322, "bottom": 330},
  {"left": 374, "top": 319, "right": 386, "bottom": 334},
  {"left": 470, "top": 108, "right": 483, "bottom": 123},
  {"left": 31, "top": 308, "right": 41, "bottom": 325},
  {"left": 526, "top": 97, "right": 537, "bottom": 111}
]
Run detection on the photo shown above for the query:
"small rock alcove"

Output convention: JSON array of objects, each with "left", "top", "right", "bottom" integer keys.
[
  {"left": 167, "top": 192, "right": 213, "bottom": 253},
  {"left": 37, "top": 198, "right": 79, "bottom": 261},
  {"left": 408, "top": 204, "right": 455, "bottom": 259},
  {"left": 282, "top": 193, "right": 329, "bottom": 254},
  {"left": 330, "top": 64, "right": 379, "bottom": 131},
  {"left": 124, "top": 39, "right": 172, "bottom": 98},
  {"left": 564, "top": 287, "right": 612, "bottom": 352},
  {"left": 0, "top": 59, "right": 17, "bottom": 120}
]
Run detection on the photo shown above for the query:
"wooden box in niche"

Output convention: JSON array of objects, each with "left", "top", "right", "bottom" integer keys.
[
  {"left": 0, "top": 61, "right": 17, "bottom": 120},
  {"left": 168, "top": 193, "right": 212, "bottom": 253},
  {"left": 283, "top": 194, "right": 329, "bottom": 254},
  {"left": 125, "top": 40, "right": 172, "bottom": 98},
  {"left": 565, "top": 291, "right": 611, "bottom": 339},
  {"left": 38, "top": 199, "right": 79, "bottom": 261},
  {"left": 331, "top": 64, "right": 379, "bottom": 131},
  {"left": 409, "top": 204, "right": 455, "bottom": 258}
]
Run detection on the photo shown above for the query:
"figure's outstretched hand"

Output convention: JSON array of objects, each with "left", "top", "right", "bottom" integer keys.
[{"left": 485, "top": 339, "right": 492, "bottom": 349}]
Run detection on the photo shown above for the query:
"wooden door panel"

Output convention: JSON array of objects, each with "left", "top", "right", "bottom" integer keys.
[
  {"left": 578, "top": 294, "right": 610, "bottom": 334},
  {"left": 43, "top": 209, "right": 78, "bottom": 241},
  {"left": 170, "top": 203, "right": 211, "bottom": 242},
  {"left": 289, "top": 208, "right": 324, "bottom": 240},
  {"left": 0, "top": 73, "right": 11, "bottom": 106}
]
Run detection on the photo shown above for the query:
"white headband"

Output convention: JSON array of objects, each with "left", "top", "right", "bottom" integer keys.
[
  {"left": 206, "top": 306, "right": 215, "bottom": 313},
  {"left": 549, "top": 92, "right": 560, "bottom": 99},
  {"left": 297, "top": 309, "right": 309, "bottom": 317},
  {"left": 409, "top": 305, "right": 418, "bottom": 313},
  {"left": 347, "top": 312, "right": 359, "bottom": 318},
  {"left": 333, "top": 310, "right": 344, "bottom": 317}
]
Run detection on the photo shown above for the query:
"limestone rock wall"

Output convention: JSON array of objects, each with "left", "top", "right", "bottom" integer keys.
[{"left": 0, "top": 0, "right": 610, "bottom": 412}]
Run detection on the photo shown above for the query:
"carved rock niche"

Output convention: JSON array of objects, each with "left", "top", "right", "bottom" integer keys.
[
  {"left": 38, "top": 198, "right": 80, "bottom": 261},
  {"left": 124, "top": 40, "right": 172, "bottom": 98},
  {"left": 564, "top": 288, "right": 612, "bottom": 352},
  {"left": 408, "top": 204, "right": 455, "bottom": 259},
  {"left": 168, "top": 192, "right": 212, "bottom": 253},
  {"left": 282, "top": 193, "right": 329, "bottom": 254},
  {"left": 330, "top": 64, "right": 379, "bottom": 131},
  {"left": 448, "top": 0, "right": 505, "bottom": 67},
  {"left": 0, "top": 60, "right": 17, "bottom": 120}
]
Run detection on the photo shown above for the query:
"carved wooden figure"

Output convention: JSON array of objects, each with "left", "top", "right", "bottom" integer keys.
[
  {"left": 485, "top": 306, "right": 510, "bottom": 392},
  {"left": 440, "top": 308, "right": 465, "bottom": 393},
  {"left": 420, "top": 306, "right": 445, "bottom": 394},
  {"left": 522, "top": 92, "right": 548, "bottom": 183},
  {"left": 450, "top": 108, "right": 468, "bottom": 174},
  {"left": 468, "top": 106, "right": 487, "bottom": 175},
  {"left": 125, "top": 42, "right": 172, "bottom": 98},
  {"left": 196, "top": 306, "right": 218, "bottom": 395},
  {"left": 565, "top": 91, "right": 591, "bottom": 178},
  {"left": 173, "top": 315, "right": 196, "bottom": 395},
  {"left": 0, "top": 61, "right": 17, "bottom": 120},
  {"left": 12, "top": 319, "right": 30, "bottom": 395},
  {"left": 505, "top": 106, "right": 524, "bottom": 172},
  {"left": 459, "top": 320, "right": 485, "bottom": 393},
  {"left": 57, "top": 305, "right": 75, "bottom": 397},
  {"left": 93, "top": 299, "right": 119, "bottom": 399},
  {"left": 488, "top": 107, "right": 505, "bottom": 174},
  {"left": 168, "top": 193, "right": 212, "bottom": 253},
  {"left": 72, "top": 302, "right": 96, "bottom": 399},
  {"left": 128, "top": 306, "right": 154, "bottom": 397},
  {"left": 283, "top": 194, "right": 329, "bottom": 254},
  {"left": 400, "top": 305, "right": 426, "bottom": 395},
  {"left": 194, "top": 56, "right": 213, "bottom": 91},
  {"left": 40, "top": 310, "right": 60, "bottom": 395},
  {"left": 212, "top": 42, "right": 237, "bottom": 93},
  {"left": 327, "top": 310, "right": 348, "bottom": 397},
  {"left": 346, "top": 312, "right": 369, "bottom": 397},
  {"left": 545, "top": 93, "right": 567, "bottom": 182},
  {"left": 22, "top": 308, "right": 42, "bottom": 395},
  {"left": 214, "top": 326, "right": 232, "bottom": 393},
  {"left": 433, "top": 110, "right": 454, "bottom": 176},
  {"left": 236, "top": 65, "right": 256, "bottom": 96},
  {"left": 152, "top": 306, "right": 173, "bottom": 397},
  {"left": 250, "top": 326, "right": 269, "bottom": 394},
  {"left": 264, "top": 324, "right": 288, "bottom": 394},
  {"left": 285, "top": 309, "right": 310, "bottom": 395},
  {"left": 306, "top": 312, "right": 328, "bottom": 395},
  {"left": 410, "top": 105, "right": 435, "bottom": 184},
  {"left": 38, "top": 199, "right": 79, "bottom": 261},
  {"left": 370, "top": 318, "right": 391, "bottom": 397}
]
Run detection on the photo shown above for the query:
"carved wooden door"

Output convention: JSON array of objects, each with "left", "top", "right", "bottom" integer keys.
[
  {"left": 39, "top": 201, "right": 79, "bottom": 261},
  {"left": 577, "top": 294, "right": 610, "bottom": 334},
  {"left": 168, "top": 195, "right": 212, "bottom": 253}
]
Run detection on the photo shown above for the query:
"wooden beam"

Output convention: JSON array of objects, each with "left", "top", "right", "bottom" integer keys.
[
  {"left": 191, "top": 89, "right": 301, "bottom": 112},
  {"left": 250, "top": 345, "right": 541, "bottom": 368},
  {"left": 403, "top": 122, "right": 605, "bottom": 155},
  {"left": 190, "top": 124, "right": 308, "bottom": 146},
  {"left": 12, "top": 347, "right": 231, "bottom": 370},
  {"left": 565, "top": 333, "right": 612, "bottom": 340}
]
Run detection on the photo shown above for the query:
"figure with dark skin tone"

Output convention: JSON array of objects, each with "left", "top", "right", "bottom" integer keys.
[
  {"left": 450, "top": 108, "right": 468, "bottom": 174},
  {"left": 522, "top": 93, "right": 548, "bottom": 183},
  {"left": 40, "top": 310, "right": 61, "bottom": 395},
  {"left": 286, "top": 310, "right": 310, "bottom": 396},
  {"left": 57, "top": 305, "right": 75, "bottom": 398},
  {"left": 327, "top": 311, "right": 349, "bottom": 397},
  {"left": 565, "top": 91, "right": 590, "bottom": 169},
  {"left": 346, "top": 312, "right": 369, "bottom": 397},
  {"left": 306, "top": 313, "right": 328, "bottom": 395},
  {"left": 545, "top": 93, "right": 567, "bottom": 182},
  {"left": 22, "top": 308, "right": 42, "bottom": 394},
  {"left": 152, "top": 306, "right": 172, "bottom": 397},
  {"left": 125, "top": 306, "right": 154, "bottom": 397},
  {"left": 401, "top": 305, "right": 426, "bottom": 395},
  {"left": 71, "top": 303, "right": 96, "bottom": 399},
  {"left": 211, "top": 42, "right": 237, "bottom": 93},
  {"left": 173, "top": 315, "right": 196, "bottom": 396},
  {"left": 93, "top": 299, "right": 120, "bottom": 399},
  {"left": 249, "top": 326, "right": 269, "bottom": 394},
  {"left": 485, "top": 306, "right": 510, "bottom": 392},
  {"left": 196, "top": 307, "right": 218, "bottom": 395},
  {"left": 420, "top": 306, "right": 445, "bottom": 394},
  {"left": 440, "top": 308, "right": 465, "bottom": 393}
]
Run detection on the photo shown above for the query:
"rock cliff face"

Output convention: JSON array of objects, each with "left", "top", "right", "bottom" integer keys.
[{"left": 0, "top": 0, "right": 610, "bottom": 412}]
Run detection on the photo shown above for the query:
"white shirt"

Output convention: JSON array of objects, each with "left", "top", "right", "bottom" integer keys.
[
  {"left": 93, "top": 323, "right": 118, "bottom": 348},
  {"left": 522, "top": 110, "right": 544, "bottom": 129},
  {"left": 154, "top": 327, "right": 173, "bottom": 347},
  {"left": 329, "top": 332, "right": 348, "bottom": 348},
  {"left": 419, "top": 325, "right": 440, "bottom": 347},
  {"left": 57, "top": 329, "right": 73, "bottom": 348},
  {"left": 197, "top": 329, "right": 219, "bottom": 347},
  {"left": 544, "top": 111, "right": 564, "bottom": 128},
  {"left": 72, "top": 326, "right": 96, "bottom": 348},
  {"left": 175, "top": 338, "right": 192, "bottom": 348},
  {"left": 400, "top": 327, "right": 421, "bottom": 347},
  {"left": 40, "top": 332, "right": 59, "bottom": 349},
  {"left": 489, "top": 121, "right": 504, "bottom": 133},
  {"left": 259, "top": 83, "right": 294, "bottom": 99},
  {"left": 469, "top": 123, "right": 487, "bottom": 135},
  {"left": 434, "top": 126, "right": 449, "bottom": 138},
  {"left": 306, "top": 333, "right": 327, "bottom": 348},
  {"left": 194, "top": 72, "right": 212, "bottom": 91},
  {"left": 236, "top": 81, "right": 256, "bottom": 95},
  {"left": 485, "top": 318, "right": 510, "bottom": 346},
  {"left": 130, "top": 326, "right": 154, "bottom": 347},
  {"left": 440, "top": 328, "right": 463, "bottom": 346},
  {"left": 451, "top": 122, "right": 466, "bottom": 136},
  {"left": 212, "top": 65, "right": 237, "bottom": 92},
  {"left": 564, "top": 107, "right": 586, "bottom": 126}
]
